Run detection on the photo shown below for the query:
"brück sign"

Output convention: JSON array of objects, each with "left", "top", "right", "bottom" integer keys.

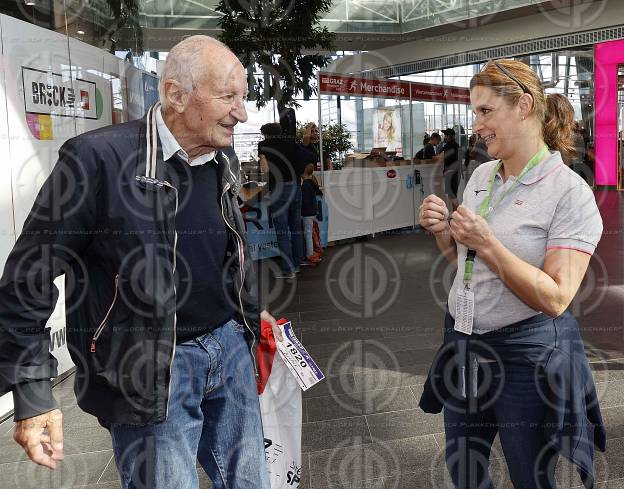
[
  {"left": 319, "top": 73, "right": 471, "bottom": 103},
  {"left": 22, "top": 66, "right": 97, "bottom": 119}
]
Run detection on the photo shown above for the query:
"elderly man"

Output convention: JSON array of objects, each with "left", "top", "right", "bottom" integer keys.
[{"left": 0, "top": 36, "right": 278, "bottom": 488}]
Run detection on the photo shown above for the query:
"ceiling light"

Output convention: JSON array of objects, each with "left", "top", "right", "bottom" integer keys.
[
  {"left": 25, "top": 1, "right": 36, "bottom": 5},
  {"left": 77, "top": 30, "right": 85, "bottom": 35}
]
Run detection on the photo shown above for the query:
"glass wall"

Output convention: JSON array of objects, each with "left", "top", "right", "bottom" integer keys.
[
  {"left": 392, "top": 48, "right": 595, "bottom": 165},
  {"left": 1, "top": 0, "right": 144, "bottom": 56}
]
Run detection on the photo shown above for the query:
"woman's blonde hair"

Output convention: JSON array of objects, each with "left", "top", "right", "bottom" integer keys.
[
  {"left": 470, "top": 59, "right": 576, "bottom": 164},
  {"left": 383, "top": 111, "right": 395, "bottom": 144}
]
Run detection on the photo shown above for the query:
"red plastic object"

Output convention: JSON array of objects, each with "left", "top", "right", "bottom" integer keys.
[{"left": 256, "top": 317, "right": 288, "bottom": 394}]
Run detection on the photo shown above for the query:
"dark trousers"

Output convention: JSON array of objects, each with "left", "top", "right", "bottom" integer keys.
[
  {"left": 270, "top": 182, "right": 303, "bottom": 273},
  {"left": 442, "top": 314, "right": 565, "bottom": 489}
]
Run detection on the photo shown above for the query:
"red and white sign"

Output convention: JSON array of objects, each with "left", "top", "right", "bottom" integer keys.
[
  {"left": 320, "top": 74, "right": 410, "bottom": 100},
  {"left": 410, "top": 83, "right": 471, "bottom": 103},
  {"left": 319, "top": 73, "right": 471, "bottom": 103}
]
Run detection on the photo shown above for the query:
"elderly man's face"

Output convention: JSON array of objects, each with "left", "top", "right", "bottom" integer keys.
[{"left": 183, "top": 54, "right": 248, "bottom": 150}]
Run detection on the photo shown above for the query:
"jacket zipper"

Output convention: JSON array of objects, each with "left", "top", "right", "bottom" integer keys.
[
  {"left": 90, "top": 274, "right": 120, "bottom": 352},
  {"left": 161, "top": 180, "right": 179, "bottom": 418},
  {"left": 220, "top": 182, "right": 259, "bottom": 376}
]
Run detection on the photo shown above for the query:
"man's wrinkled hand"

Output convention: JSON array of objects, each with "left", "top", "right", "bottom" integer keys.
[
  {"left": 261, "top": 309, "right": 283, "bottom": 342},
  {"left": 14, "top": 408, "right": 64, "bottom": 469}
]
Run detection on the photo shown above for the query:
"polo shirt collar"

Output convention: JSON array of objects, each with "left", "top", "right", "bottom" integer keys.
[
  {"left": 155, "top": 108, "right": 216, "bottom": 166},
  {"left": 494, "top": 150, "right": 564, "bottom": 186}
]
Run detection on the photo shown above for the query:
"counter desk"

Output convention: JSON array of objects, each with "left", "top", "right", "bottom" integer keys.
[{"left": 321, "top": 161, "right": 449, "bottom": 242}]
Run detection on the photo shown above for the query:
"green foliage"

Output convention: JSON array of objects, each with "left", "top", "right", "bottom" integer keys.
[
  {"left": 216, "top": 0, "right": 335, "bottom": 110},
  {"left": 88, "top": 0, "right": 143, "bottom": 54},
  {"left": 296, "top": 121, "right": 353, "bottom": 169}
]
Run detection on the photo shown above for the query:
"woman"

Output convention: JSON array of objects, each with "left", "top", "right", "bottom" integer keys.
[
  {"left": 302, "top": 122, "right": 332, "bottom": 171},
  {"left": 418, "top": 59, "right": 605, "bottom": 489},
  {"left": 300, "top": 163, "right": 323, "bottom": 266}
]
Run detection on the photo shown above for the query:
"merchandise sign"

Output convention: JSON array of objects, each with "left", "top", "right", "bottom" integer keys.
[
  {"left": 22, "top": 66, "right": 97, "bottom": 119},
  {"left": 320, "top": 74, "right": 410, "bottom": 99},
  {"left": 410, "top": 82, "right": 471, "bottom": 103},
  {"left": 319, "top": 72, "right": 471, "bottom": 103}
]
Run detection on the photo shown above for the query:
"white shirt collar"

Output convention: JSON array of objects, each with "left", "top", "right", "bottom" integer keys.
[{"left": 155, "top": 108, "right": 216, "bottom": 166}]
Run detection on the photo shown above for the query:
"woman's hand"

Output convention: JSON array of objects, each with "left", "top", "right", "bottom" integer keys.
[
  {"left": 419, "top": 194, "right": 450, "bottom": 234},
  {"left": 449, "top": 205, "right": 494, "bottom": 252}
]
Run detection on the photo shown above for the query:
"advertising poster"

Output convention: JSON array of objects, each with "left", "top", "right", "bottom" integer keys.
[{"left": 373, "top": 107, "right": 402, "bottom": 154}]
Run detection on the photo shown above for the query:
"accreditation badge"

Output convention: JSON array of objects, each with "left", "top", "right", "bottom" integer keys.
[{"left": 454, "top": 287, "right": 475, "bottom": 335}]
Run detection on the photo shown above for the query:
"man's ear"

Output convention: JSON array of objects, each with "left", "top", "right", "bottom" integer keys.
[
  {"left": 518, "top": 93, "right": 534, "bottom": 118},
  {"left": 164, "top": 79, "right": 189, "bottom": 113}
]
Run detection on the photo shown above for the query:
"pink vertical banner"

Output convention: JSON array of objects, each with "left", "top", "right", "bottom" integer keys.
[{"left": 594, "top": 40, "right": 624, "bottom": 186}]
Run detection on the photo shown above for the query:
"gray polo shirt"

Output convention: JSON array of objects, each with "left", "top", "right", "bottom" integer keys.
[{"left": 447, "top": 150, "right": 603, "bottom": 333}]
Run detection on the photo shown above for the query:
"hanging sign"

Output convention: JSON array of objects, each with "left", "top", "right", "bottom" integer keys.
[{"left": 319, "top": 72, "right": 471, "bottom": 103}]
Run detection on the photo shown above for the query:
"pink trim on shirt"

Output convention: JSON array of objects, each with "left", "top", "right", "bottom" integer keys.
[{"left": 546, "top": 245, "right": 593, "bottom": 256}]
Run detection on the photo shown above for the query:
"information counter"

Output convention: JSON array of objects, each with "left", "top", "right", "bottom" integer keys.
[{"left": 322, "top": 161, "right": 448, "bottom": 241}]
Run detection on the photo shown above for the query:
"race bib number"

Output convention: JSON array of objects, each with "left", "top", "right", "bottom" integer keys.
[
  {"left": 454, "top": 288, "right": 474, "bottom": 335},
  {"left": 276, "top": 322, "right": 325, "bottom": 391}
]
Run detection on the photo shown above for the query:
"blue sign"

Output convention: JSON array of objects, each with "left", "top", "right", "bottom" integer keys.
[
  {"left": 406, "top": 174, "right": 414, "bottom": 189},
  {"left": 243, "top": 197, "right": 329, "bottom": 260},
  {"left": 142, "top": 73, "right": 160, "bottom": 113}
]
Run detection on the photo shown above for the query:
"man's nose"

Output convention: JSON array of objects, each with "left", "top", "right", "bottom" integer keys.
[{"left": 232, "top": 97, "right": 248, "bottom": 123}]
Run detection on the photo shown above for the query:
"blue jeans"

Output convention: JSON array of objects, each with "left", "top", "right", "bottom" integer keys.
[
  {"left": 270, "top": 182, "right": 303, "bottom": 273},
  {"left": 442, "top": 313, "right": 561, "bottom": 489},
  {"left": 302, "top": 216, "right": 315, "bottom": 257},
  {"left": 108, "top": 319, "right": 269, "bottom": 489}
]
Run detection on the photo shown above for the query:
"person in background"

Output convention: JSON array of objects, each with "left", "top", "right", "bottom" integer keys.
[
  {"left": 415, "top": 133, "right": 440, "bottom": 160},
  {"left": 300, "top": 163, "right": 323, "bottom": 267},
  {"left": 418, "top": 58, "right": 605, "bottom": 489},
  {"left": 433, "top": 132, "right": 445, "bottom": 154},
  {"left": 457, "top": 134, "right": 492, "bottom": 203},
  {"left": 440, "top": 127, "right": 461, "bottom": 209},
  {"left": 258, "top": 122, "right": 305, "bottom": 279},
  {"left": 302, "top": 122, "right": 324, "bottom": 171}
]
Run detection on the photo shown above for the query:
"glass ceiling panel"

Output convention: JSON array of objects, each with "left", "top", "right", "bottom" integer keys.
[{"left": 138, "top": 0, "right": 546, "bottom": 34}]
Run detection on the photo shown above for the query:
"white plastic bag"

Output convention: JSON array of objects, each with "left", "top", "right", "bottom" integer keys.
[{"left": 260, "top": 354, "right": 303, "bottom": 488}]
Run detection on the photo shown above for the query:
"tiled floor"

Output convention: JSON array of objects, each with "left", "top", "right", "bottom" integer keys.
[{"left": 0, "top": 191, "right": 622, "bottom": 488}]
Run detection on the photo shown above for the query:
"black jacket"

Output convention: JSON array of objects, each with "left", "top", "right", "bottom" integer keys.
[
  {"left": 0, "top": 104, "right": 261, "bottom": 424},
  {"left": 301, "top": 179, "right": 322, "bottom": 217}
]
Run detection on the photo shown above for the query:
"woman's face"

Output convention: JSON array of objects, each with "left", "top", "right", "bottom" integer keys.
[
  {"left": 471, "top": 85, "right": 522, "bottom": 160},
  {"left": 382, "top": 113, "right": 392, "bottom": 130},
  {"left": 309, "top": 124, "right": 319, "bottom": 142}
]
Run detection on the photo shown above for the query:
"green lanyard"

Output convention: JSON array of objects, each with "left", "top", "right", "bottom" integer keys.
[{"left": 462, "top": 144, "right": 550, "bottom": 286}]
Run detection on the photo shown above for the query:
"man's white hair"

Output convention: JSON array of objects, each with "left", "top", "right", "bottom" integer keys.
[{"left": 159, "top": 35, "right": 229, "bottom": 110}]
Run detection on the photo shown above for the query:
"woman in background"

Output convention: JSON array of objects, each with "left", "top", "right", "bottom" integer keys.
[{"left": 300, "top": 163, "right": 323, "bottom": 267}]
